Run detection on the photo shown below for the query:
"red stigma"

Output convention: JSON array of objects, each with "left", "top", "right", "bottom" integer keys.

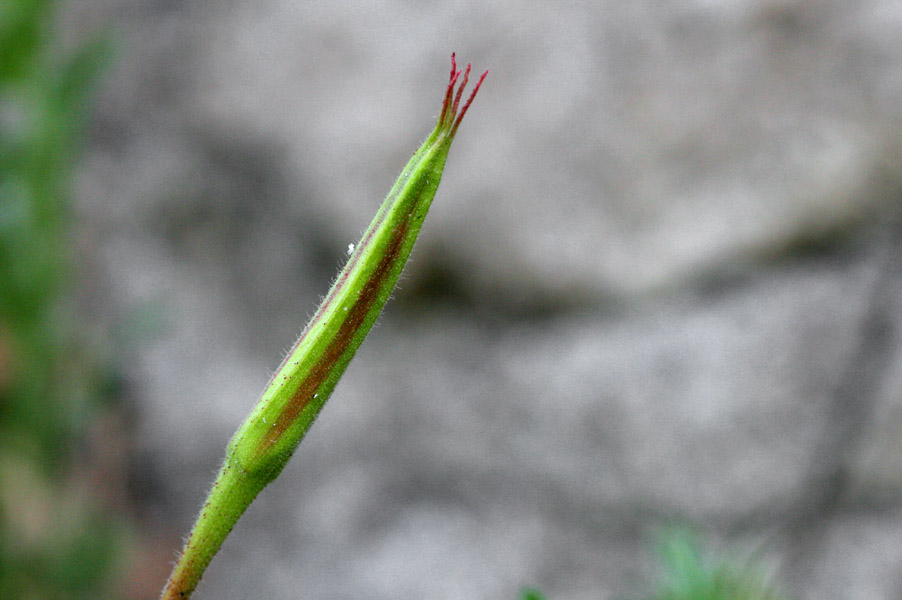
[{"left": 438, "top": 54, "right": 487, "bottom": 136}]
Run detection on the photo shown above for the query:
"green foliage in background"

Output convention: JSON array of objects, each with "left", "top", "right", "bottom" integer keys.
[
  {"left": 1, "top": 0, "right": 110, "bottom": 471},
  {"left": 645, "top": 528, "right": 789, "bottom": 600},
  {"left": 0, "top": 1, "right": 123, "bottom": 597},
  {"left": 522, "top": 528, "right": 789, "bottom": 600}
]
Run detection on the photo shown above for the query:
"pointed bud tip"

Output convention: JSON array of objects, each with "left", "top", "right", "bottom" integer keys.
[{"left": 439, "top": 54, "right": 487, "bottom": 136}]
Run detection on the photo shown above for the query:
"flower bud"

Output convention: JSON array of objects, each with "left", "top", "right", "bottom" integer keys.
[{"left": 161, "top": 54, "right": 486, "bottom": 600}]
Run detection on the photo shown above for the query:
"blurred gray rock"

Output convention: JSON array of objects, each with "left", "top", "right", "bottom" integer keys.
[
  {"left": 62, "top": 0, "right": 902, "bottom": 598},
  {"left": 788, "top": 508, "right": 902, "bottom": 599}
]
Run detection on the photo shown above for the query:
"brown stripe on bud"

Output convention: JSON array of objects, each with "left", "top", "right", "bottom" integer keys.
[{"left": 255, "top": 218, "right": 411, "bottom": 459}]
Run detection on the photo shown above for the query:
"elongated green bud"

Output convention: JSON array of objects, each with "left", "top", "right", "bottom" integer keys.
[{"left": 160, "top": 54, "right": 487, "bottom": 600}]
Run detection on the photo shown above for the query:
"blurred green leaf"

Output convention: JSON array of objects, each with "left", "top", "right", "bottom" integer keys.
[
  {"left": 0, "top": 0, "right": 49, "bottom": 82},
  {"left": 651, "top": 528, "right": 788, "bottom": 600},
  {"left": 0, "top": 1, "right": 124, "bottom": 598},
  {"left": 55, "top": 35, "right": 113, "bottom": 110}
]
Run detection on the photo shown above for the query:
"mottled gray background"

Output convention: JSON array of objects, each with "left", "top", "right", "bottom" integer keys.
[{"left": 63, "top": 0, "right": 902, "bottom": 598}]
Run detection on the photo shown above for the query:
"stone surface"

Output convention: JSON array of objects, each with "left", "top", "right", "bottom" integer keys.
[
  {"left": 59, "top": 0, "right": 902, "bottom": 598},
  {"left": 789, "top": 507, "right": 902, "bottom": 600}
]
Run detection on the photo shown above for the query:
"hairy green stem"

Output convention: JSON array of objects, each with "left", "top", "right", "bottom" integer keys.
[{"left": 160, "top": 54, "right": 486, "bottom": 600}]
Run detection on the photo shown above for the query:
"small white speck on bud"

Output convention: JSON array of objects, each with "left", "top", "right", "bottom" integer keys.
[{"left": 347, "top": 243, "right": 355, "bottom": 255}]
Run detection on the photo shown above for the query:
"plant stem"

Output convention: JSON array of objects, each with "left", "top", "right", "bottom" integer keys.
[{"left": 160, "top": 461, "right": 264, "bottom": 599}]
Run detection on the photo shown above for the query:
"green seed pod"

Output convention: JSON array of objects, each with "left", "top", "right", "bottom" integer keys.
[{"left": 160, "top": 54, "right": 486, "bottom": 600}]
